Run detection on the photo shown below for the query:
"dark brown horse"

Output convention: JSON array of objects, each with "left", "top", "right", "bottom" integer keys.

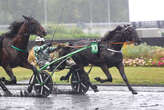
[
  {"left": 59, "top": 25, "right": 141, "bottom": 94},
  {"left": 0, "top": 16, "right": 47, "bottom": 84}
]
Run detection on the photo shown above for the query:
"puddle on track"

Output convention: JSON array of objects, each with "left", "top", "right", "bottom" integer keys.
[{"left": 0, "top": 90, "right": 164, "bottom": 110}]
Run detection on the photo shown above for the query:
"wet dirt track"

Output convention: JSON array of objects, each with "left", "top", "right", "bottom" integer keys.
[{"left": 1, "top": 85, "right": 164, "bottom": 110}]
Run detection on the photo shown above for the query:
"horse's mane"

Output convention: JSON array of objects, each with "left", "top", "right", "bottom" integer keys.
[
  {"left": 101, "top": 25, "right": 123, "bottom": 41},
  {"left": 101, "top": 30, "right": 112, "bottom": 41},
  {"left": 1, "top": 21, "right": 24, "bottom": 38}
]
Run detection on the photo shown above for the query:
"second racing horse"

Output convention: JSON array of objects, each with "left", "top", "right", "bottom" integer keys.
[
  {"left": 60, "top": 25, "right": 141, "bottom": 94},
  {"left": 0, "top": 16, "right": 47, "bottom": 84}
]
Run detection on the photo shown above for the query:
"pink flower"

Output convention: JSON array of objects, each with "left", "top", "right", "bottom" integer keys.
[
  {"left": 152, "top": 62, "right": 156, "bottom": 65},
  {"left": 160, "top": 57, "right": 164, "bottom": 60},
  {"left": 158, "top": 61, "right": 164, "bottom": 66}
]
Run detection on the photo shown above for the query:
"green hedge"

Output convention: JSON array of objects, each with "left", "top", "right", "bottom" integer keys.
[{"left": 122, "top": 43, "right": 163, "bottom": 59}]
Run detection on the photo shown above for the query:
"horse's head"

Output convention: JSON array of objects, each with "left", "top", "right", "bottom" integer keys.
[
  {"left": 122, "top": 25, "right": 141, "bottom": 45},
  {"left": 101, "top": 25, "right": 141, "bottom": 45},
  {"left": 22, "top": 15, "right": 47, "bottom": 37}
]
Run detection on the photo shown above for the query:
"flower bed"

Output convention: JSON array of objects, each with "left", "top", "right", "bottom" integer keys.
[
  {"left": 122, "top": 43, "right": 164, "bottom": 67},
  {"left": 123, "top": 57, "right": 153, "bottom": 67}
]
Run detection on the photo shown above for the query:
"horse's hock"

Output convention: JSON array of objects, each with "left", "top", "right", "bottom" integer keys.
[{"left": 137, "top": 28, "right": 162, "bottom": 38}]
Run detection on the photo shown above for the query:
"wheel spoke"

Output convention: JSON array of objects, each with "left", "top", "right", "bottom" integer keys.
[
  {"left": 44, "top": 85, "right": 50, "bottom": 91},
  {"left": 77, "top": 84, "right": 80, "bottom": 92},
  {"left": 72, "top": 81, "right": 78, "bottom": 83},
  {"left": 77, "top": 72, "right": 80, "bottom": 80},
  {"left": 81, "top": 82, "right": 87, "bottom": 89},
  {"left": 81, "top": 89, "right": 84, "bottom": 93},
  {"left": 35, "top": 84, "right": 41, "bottom": 86},
  {"left": 30, "top": 75, "right": 35, "bottom": 84},
  {"left": 73, "top": 84, "right": 77, "bottom": 91},
  {"left": 44, "top": 76, "right": 50, "bottom": 83},
  {"left": 39, "top": 74, "right": 43, "bottom": 83},
  {"left": 41, "top": 86, "right": 43, "bottom": 95}
]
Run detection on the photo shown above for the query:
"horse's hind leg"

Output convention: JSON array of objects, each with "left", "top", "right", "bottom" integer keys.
[
  {"left": 116, "top": 63, "right": 137, "bottom": 94},
  {"left": 2, "top": 66, "right": 17, "bottom": 84},
  {"left": 0, "top": 78, "right": 12, "bottom": 96},
  {"left": 95, "top": 65, "right": 113, "bottom": 83},
  {"left": 60, "top": 70, "right": 72, "bottom": 81},
  {"left": 87, "top": 81, "right": 99, "bottom": 92}
]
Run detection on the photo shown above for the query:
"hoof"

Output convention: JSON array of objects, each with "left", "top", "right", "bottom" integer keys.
[
  {"left": 95, "top": 77, "right": 112, "bottom": 83},
  {"left": 5, "top": 80, "right": 17, "bottom": 85},
  {"left": 0, "top": 77, "right": 6, "bottom": 81},
  {"left": 4, "top": 90, "right": 12, "bottom": 97},
  {"left": 132, "top": 90, "right": 138, "bottom": 95},
  {"left": 94, "top": 77, "right": 101, "bottom": 82},
  {"left": 20, "top": 90, "right": 30, "bottom": 97},
  {"left": 107, "top": 78, "right": 112, "bottom": 82},
  {"left": 92, "top": 85, "right": 99, "bottom": 92},
  {"left": 94, "top": 77, "right": 105, "bottom": 83},
  {"left": 60, "top": 76, "right": 68, "bottom": 81}
]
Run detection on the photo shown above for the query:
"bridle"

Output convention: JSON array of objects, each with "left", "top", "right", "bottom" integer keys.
[{"left": 105, "top": 41, "right": 135, "bottom": 53}]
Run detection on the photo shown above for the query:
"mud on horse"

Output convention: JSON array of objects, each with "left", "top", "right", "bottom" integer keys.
[
  {"left": 0, "top": 15, "right": 46, "bottom": 86},
  {"left": 59, "top": 25, "right": 141, "bottom": 94}
]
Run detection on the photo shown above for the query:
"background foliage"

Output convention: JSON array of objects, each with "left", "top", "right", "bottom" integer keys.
[{"left": 0, "top": 0, "right": 129, "bottom": 24}]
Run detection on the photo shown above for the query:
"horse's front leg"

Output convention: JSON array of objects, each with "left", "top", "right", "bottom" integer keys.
[
  {"left": 116, "top": 63, "right": 137, "bottom": 94},
  {"left": 0, "top": 78, "right": 12, "bottom": 96},
  {"left": 95, "top": 64, "right": 112, "bottom": 83},
  {"left": 60, "top": 70, "right": 71, "bottom": 81},
  {"left": 2, "top": 65, "right": 17, "bottom": 84}
]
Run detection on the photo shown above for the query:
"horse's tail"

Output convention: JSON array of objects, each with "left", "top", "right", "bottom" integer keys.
[{"left": 0, "top": 36, "right": 4, "bottom": 64}]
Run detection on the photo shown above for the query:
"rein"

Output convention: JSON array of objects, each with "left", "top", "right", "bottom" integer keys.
[
  {"left": 111, "top": 41, "right": 134, "bottom": 45},
  {"left": 53, "top": 42, "right": 88, "bottom": 49},
  {"left": 55, "top": 41, "right": 134, "bottom": 54},
  {"left": 64, "top": 45, "right": 85, "bottom": 48}
]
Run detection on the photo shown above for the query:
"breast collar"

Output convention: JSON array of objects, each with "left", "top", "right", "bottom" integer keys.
[{"left": 99, "top": 42, "right": 122, "bottom": 53}]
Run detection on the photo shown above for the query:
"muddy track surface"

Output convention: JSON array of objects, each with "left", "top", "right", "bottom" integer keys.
[{"left": 1, "top": 85, "right": 164, "bottom": 110}]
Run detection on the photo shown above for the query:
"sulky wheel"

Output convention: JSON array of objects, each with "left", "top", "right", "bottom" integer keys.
[
  {"left": 29, "top": 71, "right": 53, "bottom": 97},
  {"left": 71, "top": 69, "right": 89, "bottom": 94}
]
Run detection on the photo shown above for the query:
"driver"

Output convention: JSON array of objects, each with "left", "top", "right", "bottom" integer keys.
[{"left": 33, "top": 37, "right": 58, "bottom": 71}]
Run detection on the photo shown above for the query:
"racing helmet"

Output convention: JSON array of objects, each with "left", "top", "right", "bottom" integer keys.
[{"left": 35, "top": 36, "right": 45, "bottom": 42}]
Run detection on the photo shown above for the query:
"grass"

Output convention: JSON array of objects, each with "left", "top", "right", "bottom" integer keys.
[{"left": 0, "top": 66, "right": 164, "bottom": 85}]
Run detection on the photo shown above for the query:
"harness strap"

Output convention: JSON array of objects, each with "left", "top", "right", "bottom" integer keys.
[
  {"left": 10, "top": 45, "right": 27, "bottom": 53},
  {"left": 107, "top": 48, "right": 122, "bottom": 53}
]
